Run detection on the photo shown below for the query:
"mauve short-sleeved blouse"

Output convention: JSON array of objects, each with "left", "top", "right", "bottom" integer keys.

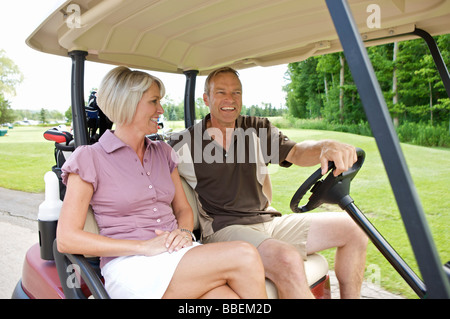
[{"left": 61, "top": 130, "right": 179, "bottom": 267}]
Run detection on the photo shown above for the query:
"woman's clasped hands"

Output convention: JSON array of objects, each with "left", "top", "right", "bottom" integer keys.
[{"left": 155, "top": 228, "right": 193, "bottom": 253}]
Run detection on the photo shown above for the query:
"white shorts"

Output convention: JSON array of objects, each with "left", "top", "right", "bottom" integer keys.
[{"left": 101, "top": 242, "right": 201, "bottom": 299}]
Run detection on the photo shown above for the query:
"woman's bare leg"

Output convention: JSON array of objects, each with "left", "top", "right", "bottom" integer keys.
[
  {"left": 162, "top": 241, "right": 268, "bottom": 299},
  {"left": 199, "top": 285, "right": 240, "bottom": 299}
]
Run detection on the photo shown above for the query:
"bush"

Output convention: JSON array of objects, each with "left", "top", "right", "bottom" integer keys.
[
  {"left": 396, "top": 122, "right": 450, "bottom": 147},
  {"left": 272, "top": 117, "right": 450, "bottom": 148}
]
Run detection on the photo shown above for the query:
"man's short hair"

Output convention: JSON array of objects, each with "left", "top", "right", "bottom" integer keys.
[{"left": 204, "top": 67, "right": 241, "bottom": 95}]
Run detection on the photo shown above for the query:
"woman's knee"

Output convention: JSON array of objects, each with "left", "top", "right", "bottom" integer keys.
[
  {"left": 231, "top": 241, "right": 264, "bottom": 267},
  {"left": 215, "top": 241, "right": 265, "bottom": 279}
]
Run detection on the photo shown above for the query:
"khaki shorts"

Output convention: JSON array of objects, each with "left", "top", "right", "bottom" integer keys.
[{"left": 202, "top": 213, "right": 312, "bottom": 260}]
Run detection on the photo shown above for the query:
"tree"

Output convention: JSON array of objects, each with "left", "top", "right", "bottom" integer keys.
[
  {"left": 395, "top": 37, "right": 450, "bottom": 124},
  {"left": 284, "top": 35, "right": 450, "bottom": 128},
  {"left": 0, "top": 50, "right": 23, "bottom": 96},
  {"left": 195, "top": 97, "right": 209, "bottom": 119},
  {"left": 39, "top": 108, "right": 48, "bottom": 124},
  {"left": 316, "top": 53, "right": 340, "bottom": 122},
  {"left": 1, "top": 50, "right": 23, "bottom": 123},
  {"left": 392, "top": 42, "right": 400, "bottom": 126},
  {"left": 339, "top": 54, "right": 345, "bottom": 123},
  {"left": 162, "top": 94, "right": 180, "bottom": 121},
  {"left": 65, "top": 106, "right": 73, "bottom": 122},
  {"left": 284, "top": 58, "right": 323, "bottom": 118},
  {"left": 0, "top": 94, "right": 15, "bottom": 124}
]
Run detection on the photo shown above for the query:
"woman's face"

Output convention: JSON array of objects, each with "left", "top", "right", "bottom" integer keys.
[{"left": 132, "top": 82, "right": 164, "bottom": 135}]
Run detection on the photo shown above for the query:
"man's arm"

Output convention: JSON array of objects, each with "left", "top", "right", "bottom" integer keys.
[{"left": 285, "top": 139, "right": 357, "bottom": 176}]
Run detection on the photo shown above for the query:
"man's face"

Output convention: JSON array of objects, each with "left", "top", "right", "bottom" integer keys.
[{"left": 203, "top": 72, "right": 242, "bottom": 128}]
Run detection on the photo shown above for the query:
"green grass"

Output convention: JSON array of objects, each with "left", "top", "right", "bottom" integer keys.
[
  {"left": 0, "top": 126, "right": 54, "bottom": 192},
  {"left": 0, "top": 124, "right": 448, "bottom": 298}
]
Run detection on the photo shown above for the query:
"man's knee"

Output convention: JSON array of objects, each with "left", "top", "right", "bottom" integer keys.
[
  {"left": 259, "top": 239, "right": 304, "bottom": 274},
  {"left": 345, "top": 216, "right": 368, "bottom": 249}
]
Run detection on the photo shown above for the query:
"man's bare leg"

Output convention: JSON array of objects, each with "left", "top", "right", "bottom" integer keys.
[
  {"left": 306, "top": 212, "right": 368, "bottom": 298},
  {"left": 258, "top": 239, "right": 314, "bottom": 299}
]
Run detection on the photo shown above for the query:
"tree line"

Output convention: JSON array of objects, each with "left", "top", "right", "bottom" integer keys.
[
  {"left": 284, "top": 35, "right": 450, "bottom": 130},
  {"left": 6, "top": 97, "right": 285, "bottom": 126}
]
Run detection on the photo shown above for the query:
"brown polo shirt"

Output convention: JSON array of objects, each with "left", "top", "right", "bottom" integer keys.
[{"left": 169, "top": 114, "right": 296, "bottom": 236}]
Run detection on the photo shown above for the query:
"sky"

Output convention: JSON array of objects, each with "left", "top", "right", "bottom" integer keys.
[{"left": 0, "top": 0, "right": 289, "bottom": 114}]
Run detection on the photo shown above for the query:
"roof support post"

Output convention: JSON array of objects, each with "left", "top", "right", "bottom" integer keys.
[
  {"left": 413, "top": 28, "right": 450, "bottom": 98},
  {"left": 69, "top": 50, "right": 89, "bottom": 147},
  {"left": 325, "top": 0, "right": 450, "bottom": 298},
  {"left": 183, "top": 70, "right": 199, "bottom": 128}
]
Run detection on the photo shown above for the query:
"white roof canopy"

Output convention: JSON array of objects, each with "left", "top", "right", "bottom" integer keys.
[{"left": 27, "top": 0, "right": 450, "bottom": 74}]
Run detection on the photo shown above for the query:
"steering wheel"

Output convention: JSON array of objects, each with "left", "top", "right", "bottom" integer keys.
[{"left": 290, "top": 148, "right": 365, "bottom": 213}]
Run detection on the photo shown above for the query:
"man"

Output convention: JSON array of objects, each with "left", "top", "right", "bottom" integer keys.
[{"left": 169, "top": 67, "right": 368, "bottom": 299}]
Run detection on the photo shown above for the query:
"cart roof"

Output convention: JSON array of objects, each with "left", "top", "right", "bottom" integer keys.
[{"left": 26, "top": 0, "right": 450, "bottom": 75}]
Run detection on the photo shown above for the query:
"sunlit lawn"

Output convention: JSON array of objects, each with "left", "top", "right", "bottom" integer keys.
[{"left": 0, "top": 126, "right": 54, "bottom": 192}]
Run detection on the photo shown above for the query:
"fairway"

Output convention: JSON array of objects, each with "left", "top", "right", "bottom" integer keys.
[
  {"left": 0, "top": 126, "right": 54, "bottom": 192},
  {"left": 0, "top": 125, "right": 448, "bottom": 298}
]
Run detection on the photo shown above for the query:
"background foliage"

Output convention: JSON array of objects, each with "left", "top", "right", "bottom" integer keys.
[{"left": 284, "top": 35, "right": 450, "bottom": 147}]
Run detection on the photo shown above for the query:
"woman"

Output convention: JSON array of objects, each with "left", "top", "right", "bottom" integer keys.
[{"left": 56, "top": 66, "right": 268, "bottom": 299}]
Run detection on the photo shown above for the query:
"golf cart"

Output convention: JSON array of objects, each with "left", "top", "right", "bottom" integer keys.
[{"left": 12, "top": 0, "right": 450, "bottom": 299}]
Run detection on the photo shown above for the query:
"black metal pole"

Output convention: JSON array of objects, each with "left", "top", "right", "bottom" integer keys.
[
  {"left": 344, "top": 202, "right": 426, "bottom": 298},
  {"left": 325, "top": 0, "right": 450, "bottom": 298},
  {"left": 183, "top": 70, "right": 199, "bottom": 128},
  {"left": 413, "top": 28, "right": 450, "bottom": 98},
  {"left": 69, "top": 50, "right": 89, "bottom": 147}
]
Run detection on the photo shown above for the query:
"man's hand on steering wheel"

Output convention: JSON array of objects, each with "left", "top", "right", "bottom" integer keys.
[
  {"left": 290, "top": 148, "right": 365, "bottom": 213},
  {"left": 319, "top": 140, "right": 358, "bottom": 177}
]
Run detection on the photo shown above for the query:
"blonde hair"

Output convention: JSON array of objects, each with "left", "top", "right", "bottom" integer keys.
[{"left": 97, "top": 66, "right": 165, "bottom": 125}]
